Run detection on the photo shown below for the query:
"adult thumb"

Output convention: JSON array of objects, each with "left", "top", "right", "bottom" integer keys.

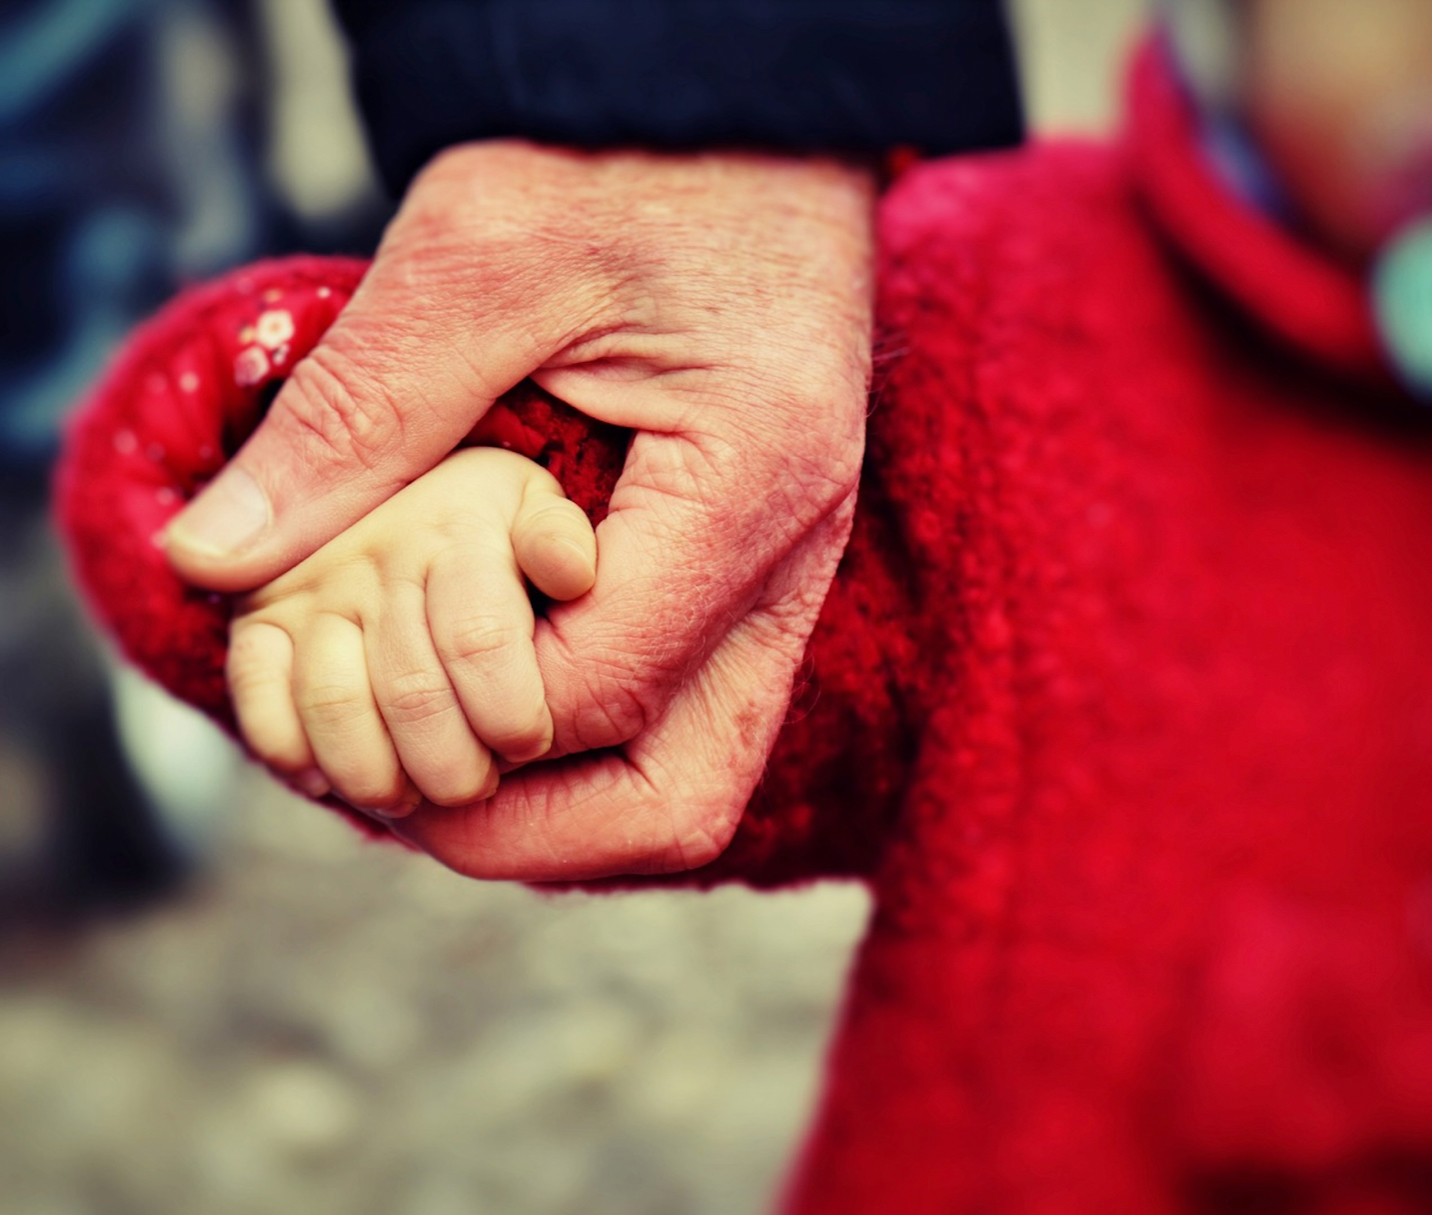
[{"left": 163, "top": 256, "right": 552, "bottom": 592}]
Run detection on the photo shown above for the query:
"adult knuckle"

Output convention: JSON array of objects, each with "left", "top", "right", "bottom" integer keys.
[
  {"left": 541, "top": 611, "right": 685, "bottom": 753},
  {"left": 771, "top": 387, "right": 863, "bottom": 499},
  {"left": 677, "top": 389, "right": 861, "bottom": 542},
  {"left": 662, "top": 815, "right": 733, "bottom": 872},
  {"left": 636, "top": 792, "right": 742, "bottom": 874},
  {"left": 277, "top": 341, "right": 402, "bottom": 473},
  {"left": 789, "top": 444, "right": 862, "bottom": 526},
  {"left": 637, "top": 429, "right": 740, "bottom": 505},
  {"left": 567, "top": 667, "right": 651, "bottom": 750}
]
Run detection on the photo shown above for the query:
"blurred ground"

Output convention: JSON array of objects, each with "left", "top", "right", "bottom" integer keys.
[
  {"left": 0, "top": 2, "right": 1141, "bottom": 1213},
  {"left": 1, "top": 769, "right": 870, "bottom": 1213}
]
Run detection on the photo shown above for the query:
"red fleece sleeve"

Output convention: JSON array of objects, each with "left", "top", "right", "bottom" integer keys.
[
  {"left": 54, "top": 256, "right": 904, "bottom": 880},
  {"left": 55, "top": 257, "right": 630, "bottom": 840}
]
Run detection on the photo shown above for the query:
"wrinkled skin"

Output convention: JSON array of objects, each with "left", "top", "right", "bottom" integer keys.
[{"left": 166, "top": 143, "right": 875, "bottom": 880}]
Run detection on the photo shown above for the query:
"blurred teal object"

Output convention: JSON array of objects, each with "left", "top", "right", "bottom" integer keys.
[{"left": 1371, "top": 218, "right": 1432, "bottom": 398}]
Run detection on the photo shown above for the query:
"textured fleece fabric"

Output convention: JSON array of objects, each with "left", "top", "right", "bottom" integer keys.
[{"left": 57, "top": 43, "right": 1429, "bottom": 1214}]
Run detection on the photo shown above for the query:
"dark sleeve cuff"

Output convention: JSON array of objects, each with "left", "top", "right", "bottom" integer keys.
[{"left": 332, "top": 0, "right": 1024, "bottom": 196}]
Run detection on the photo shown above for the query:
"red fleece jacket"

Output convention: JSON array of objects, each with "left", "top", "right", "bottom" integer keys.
[{"left": 58, "top": 45, "right": 1430, "bottom": 1214}]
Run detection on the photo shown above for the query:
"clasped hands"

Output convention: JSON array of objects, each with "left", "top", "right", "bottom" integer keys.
[{"left": 165, "top": 143, "right": 875, "bottom": 883}]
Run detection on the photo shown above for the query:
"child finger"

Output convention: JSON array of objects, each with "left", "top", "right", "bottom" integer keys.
[
  {"left": 368, "top": 585, "right": 499, "bottom": 807},
  {"left": 293, "top": 613, "right": 418, "bottom": 815},
  {"left": 512, "top": 492, "right": 598, "bottom": 602},
  {"left": 227, "top": 618, "right": 328, "bottom": 798},
  {"left": 427, "top": 546, "right": 554, "bottom": 764}
]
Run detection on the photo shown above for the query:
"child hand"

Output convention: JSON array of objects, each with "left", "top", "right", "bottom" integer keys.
[{"left": 226, "top": 448, "right": 597, "bottom": 816}]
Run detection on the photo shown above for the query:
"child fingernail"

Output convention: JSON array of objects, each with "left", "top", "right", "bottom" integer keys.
[
  {"left": 357, "top": 798, "right": 419, "bottom": 819},
  {"left": 294, "top": 768, "right": 330, "bottom": 798},
  {"left": 352, "top": 806, "right": 397, "bottom": 830},
  {"left": 555, "top": 536, "right": 595, "bottom": 580},
  {"left": 507, "top": 736, "right": 551, "bottom": 765}
]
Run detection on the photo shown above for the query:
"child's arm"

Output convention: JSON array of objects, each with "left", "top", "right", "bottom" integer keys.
[{"left": 225, "top": 447, "right": 596, "bottom": 816}]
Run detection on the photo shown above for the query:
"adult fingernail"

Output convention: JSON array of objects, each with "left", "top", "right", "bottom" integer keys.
[
  {"left": 166, "top": 465, "right": 270, "bottom": 557},
  {"left": 294, "top": 768, "right": 330, "bottom": 799}
]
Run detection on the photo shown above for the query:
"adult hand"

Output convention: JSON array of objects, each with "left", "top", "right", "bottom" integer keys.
[{"left": 166, "top": 143, "right": 874, "bottom": 880}]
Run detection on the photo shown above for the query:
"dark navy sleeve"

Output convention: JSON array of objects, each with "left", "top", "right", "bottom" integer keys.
[{"left": 331, "top": 0, "right": 1023, "bottom": 196}]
